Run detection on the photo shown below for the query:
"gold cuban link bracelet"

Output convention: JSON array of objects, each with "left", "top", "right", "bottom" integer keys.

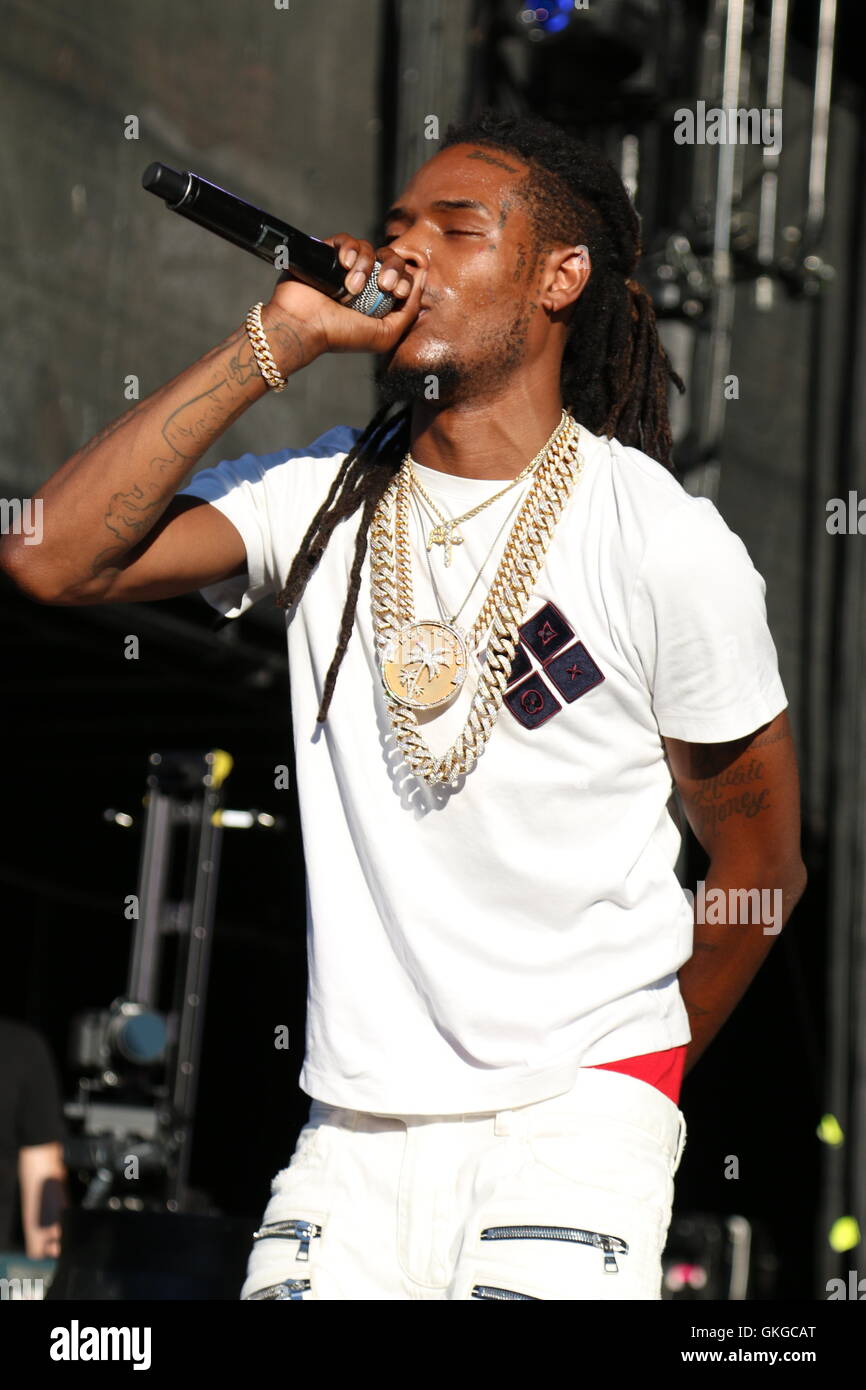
[{"left": 244, "top": 301, "right": 288, "bottom": 392}]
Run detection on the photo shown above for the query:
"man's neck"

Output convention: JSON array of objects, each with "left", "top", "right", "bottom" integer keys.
[{"left": 408, "top": 382, "right": 565, "bottom": 482}]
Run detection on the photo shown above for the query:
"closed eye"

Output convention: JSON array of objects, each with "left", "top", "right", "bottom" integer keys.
[{"left": 380, "top": 230, "right": 485, "bottom": 244}]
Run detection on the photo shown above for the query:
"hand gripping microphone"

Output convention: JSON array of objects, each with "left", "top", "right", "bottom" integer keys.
[{"left": 141, "top": 163, "right": 396, "bottom": 318}]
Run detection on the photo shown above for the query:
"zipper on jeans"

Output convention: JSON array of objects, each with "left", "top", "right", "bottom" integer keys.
[
  {"left": 472, "top": 1283, "right": 541, "bottom": 1300},
  {"left": 480, "top": 1224, "right": 629, "bottom": 1274},
  {"left": 245, "top": 1278, "right": 311, "bottom": 1300},
  {"left": 252, "top": 1218, "right": 322, "bottom": 1261}
]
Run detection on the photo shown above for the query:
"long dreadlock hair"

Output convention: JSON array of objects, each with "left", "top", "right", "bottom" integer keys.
[{"left": 275, "top": 109, "right": 686, "bottom": 723}]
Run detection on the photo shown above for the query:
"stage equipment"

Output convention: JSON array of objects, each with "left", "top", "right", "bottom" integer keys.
[
  {"left": 63, "top": 749, "right": 272, "bottom": 1214},
  {"left": 662, "top": 1211, "right": 777, "bottom": 1300}
]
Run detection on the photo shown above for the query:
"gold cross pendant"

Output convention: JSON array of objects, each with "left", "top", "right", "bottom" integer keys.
[{"left": 427, "top": 522, "right": 464, "bottom": 566}]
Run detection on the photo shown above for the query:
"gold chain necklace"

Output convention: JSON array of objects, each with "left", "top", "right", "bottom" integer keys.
[
  {"left": 388, "top": 412, "right": 577, "bottom": 691},
  {"left": 370, "top": 413, "right": 585, "bottom": 787},
  {"left": 408, "top": 430, "right": 553, "bottom": 566},
  {"left": 409, "top": 481, "right": 529, "bottom": 632}
]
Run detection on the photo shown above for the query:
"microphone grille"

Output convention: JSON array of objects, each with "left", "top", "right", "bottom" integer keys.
[{"left": 347, "top": 260, "right": 396, "bottom": 318}]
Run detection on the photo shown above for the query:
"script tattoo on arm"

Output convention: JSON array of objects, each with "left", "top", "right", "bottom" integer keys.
[
  {"left": 89, "top": 327, "right": 268, "bottom": 577},
  {"left": 665, "top": 712, "right": 801, "bottom": 865},
  {"left": 98, "top": 384, "right": 231, "bottom": 548},
  {"left": 683, "top": 718, "right": 791, "bottom": 843},
  {"left": 686, "top": 754, "right": 771, "bottom": 842}
]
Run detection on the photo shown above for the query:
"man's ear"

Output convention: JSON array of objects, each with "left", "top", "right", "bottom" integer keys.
[{"left": 541, "top": 244, "right": 591, "bottom": 314}]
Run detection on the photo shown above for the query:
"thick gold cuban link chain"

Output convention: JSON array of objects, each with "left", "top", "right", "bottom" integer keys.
[{"left": 369, "top": 415, "right": 585, "bottom": 787}]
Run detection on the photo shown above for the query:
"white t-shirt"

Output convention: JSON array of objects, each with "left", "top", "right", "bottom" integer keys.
[{"left": 177, "top": 420, "right": 788, "bottom": 1114}]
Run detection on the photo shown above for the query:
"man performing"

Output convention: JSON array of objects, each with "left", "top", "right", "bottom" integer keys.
[{"left": 2, "top": 110, "right": 807, "bottom": 1300}]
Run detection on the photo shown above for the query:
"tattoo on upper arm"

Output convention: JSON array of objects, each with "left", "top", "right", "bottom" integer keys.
[
  {"left": 687, "top": 758, "right": 771, "bottom": 838},
  {"left": 748, "top": 721, "right": 790, "bottom": 750},
  {"left": 676, "top": 720, "right": 792, "bottom": 841}
]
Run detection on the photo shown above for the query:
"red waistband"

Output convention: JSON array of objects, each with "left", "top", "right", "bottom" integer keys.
[{"left": 587, "top": 1044, "right": 687, "bottom": 1105}]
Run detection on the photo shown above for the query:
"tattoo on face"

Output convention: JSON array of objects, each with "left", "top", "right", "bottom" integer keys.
[
  {"left": 466, "top": 150, "right": 519, "bottom": 174},
  {"left": 497, "top": 197, "right": 513, "bottom": 230},
  {"left": 513, "top": 242, "right": 528, "bottom": 282}
]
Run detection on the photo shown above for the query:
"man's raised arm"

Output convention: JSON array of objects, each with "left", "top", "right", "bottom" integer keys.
[{"left": 0, "top": 235, "right": 424, "bottom": 607}]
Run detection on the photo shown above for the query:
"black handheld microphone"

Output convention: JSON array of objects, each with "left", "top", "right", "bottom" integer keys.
[{"left": 141, "top": 162, "right": 396, "bottom": 318}]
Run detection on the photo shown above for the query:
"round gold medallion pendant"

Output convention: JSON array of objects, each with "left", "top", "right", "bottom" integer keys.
[{"left": 379, "top": 620, "right": 468, "bottom": 710}]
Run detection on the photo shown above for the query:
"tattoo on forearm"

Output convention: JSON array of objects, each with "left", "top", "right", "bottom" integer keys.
[
  {"left": 162, "top": 379, "right": 241, "bottom": 457},
  {"left": 84, "top": 325, "right": 275, "bottom": 574},
  {"left": 226, "top": 334, "right": 261, "bottom": 387},
  {"left": 253, "top": 316, "right": 308, "bottom": 374},
  {"left": 98, "top": 370, "right": 250, "bottom": 555},
  {"left": 76, "top": 397, "right": 151, "bottom": 463},
  {"left": 103, "top": 481, "right": 164, "bottom": 543},
  {"left": 77, "top": 327, "right": 250, "bottom": 464}
]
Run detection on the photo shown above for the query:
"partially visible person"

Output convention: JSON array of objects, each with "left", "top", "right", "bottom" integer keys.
[{"left": 0, "top": 1018, "right": 68, "bottom": 1257}]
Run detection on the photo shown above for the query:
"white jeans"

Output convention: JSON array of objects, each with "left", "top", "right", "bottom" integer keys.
[{"left": 240, "top": 1066, "right": 688, "bottom": 1301}]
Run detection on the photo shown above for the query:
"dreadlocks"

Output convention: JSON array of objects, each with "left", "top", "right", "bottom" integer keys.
[{"left": 275, "top": 109, "right": 686, "bottom": 723}]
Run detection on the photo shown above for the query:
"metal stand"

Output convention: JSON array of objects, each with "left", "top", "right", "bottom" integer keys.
[{"left": 65, "top": 749, "right": 233, "bottom": 1214}]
